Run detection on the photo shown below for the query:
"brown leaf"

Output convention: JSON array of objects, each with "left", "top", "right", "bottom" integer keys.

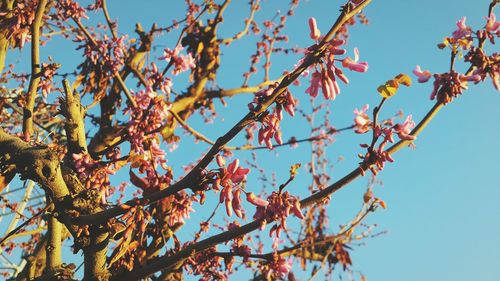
[{"left": 0, "top": 169, "right": 16, "bottom": 193}]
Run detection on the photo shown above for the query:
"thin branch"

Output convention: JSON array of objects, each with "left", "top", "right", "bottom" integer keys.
[
  {"left": 108, "top": 2, "right": 373, "bottom": 279},
  {"left": 101, "top": 0, "right": 118, "bottom": 39},
  {"left": 220, "top": 0, "right": 260, "bottom": 45},
  {"left": 75, "top": 0, "right": 372, "bottom": 229},
  {"left": 0, "top": 204, "right": 50, "bottom": 247},
  {"left": 162, "top": 4, "right": 210, "bottom": 75},
  {"left": 205, "top": 76, "right": 284, "bottom": 98},
  {"left": 72, "top": 18, "right": 137, "bottom": 108}
]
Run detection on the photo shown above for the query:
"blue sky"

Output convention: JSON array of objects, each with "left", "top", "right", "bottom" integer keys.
[{"left": 3, "top": 0, "right": 500, "bottom": 280}]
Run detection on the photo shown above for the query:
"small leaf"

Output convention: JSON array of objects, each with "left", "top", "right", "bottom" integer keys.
[
  {"left": 395, "top": 73, "right": 412, "bottom": 87},
  {"left": 377, "top": 84, "right": 398, "bottom": 98}
]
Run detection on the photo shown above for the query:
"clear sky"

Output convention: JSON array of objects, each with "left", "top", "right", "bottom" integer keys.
[{"left": 3, "top": 0, "right": 500, "bottom": 280}]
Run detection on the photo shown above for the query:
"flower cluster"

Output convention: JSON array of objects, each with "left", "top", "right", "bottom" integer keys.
[
  {"left": 0, "top": 1, "right": 37, "bottom": 49},
  {"left": 108, "top": 205, "right": 150, "bottom": 270},
  {"left": 120, "top": 205, "right": 151, "bottom": 241},
  {"left": 38, "top": 62, "right": 60, "bottom": 99},
  {"left": 452, "top": 17, "right": 472, "bottom": 40},
  {"left": 358, "top": 114, "right": 416, "bottom": 175},
  {"left": 159, "top": 45, "right": 196, "bottom": 75},
  {"left": 184, "top": 246, "right": 227, "bottom": 281},
  {"left": 125, "top": 88, "right": 170, "bottom": 171},
  {"left": 248, "top": 83, "right": 298, "bottom": 149},
  {"left": 413, "top": 64, "right": 483, "bottom": 104},
  {"left": 258, "top": 254, "right": 292, "bottom": 279},
  {"left": 253, "top": 191, "right": 304, "bottom": 241},
  {"left": 430, "top": 71, "right": 481, "bottom": 104},
  {"left": 213, "top": 156, "right": 255, "bottom": 218},
  {"left": 86, "top": 0, "right": 103, "bottom": 11},
  {"left": 305, "top": 17, "right": 368, "bottom": 100},
  {"left": 158, "top": 191, "right": 194, "bottom": 227},
  {"left": 464, "top": 47, "right": 499, "bottom": 90},
  {"left": 72, "top": 153, "right": 116, "bottom": 204},
  {"left": 145, "top": 63, "right": 173, "bottom": 95},
  {"left": 482, "top": 12, "right": 500, "bottom": 43},
  {"left": 54, "top": 0, "right": 89, "bottom": 22},
  {"left": 76, "top": 34, "right": 128, "bottom": 74}
]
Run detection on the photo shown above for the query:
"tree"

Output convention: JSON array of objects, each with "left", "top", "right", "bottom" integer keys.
[{"left": 0, "top": 0, "right": 498, "bottom": 280}]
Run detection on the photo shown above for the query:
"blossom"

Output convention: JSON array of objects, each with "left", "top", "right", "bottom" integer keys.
[
  {"left": 464, "top": 47, "right": 499, "bottom": 90},
  {"left": 265, "top": 255, "right": 292, "bottom": 279},
  {"left": 146, "top": 63, "right": 173, "bottom": 94},
  {"left": 394, "top": 115, "right": 416, "bottom": 141},
  {"left": 430, "top": 71, "right": 470, "bottom": 104},
  {"left": 308, "top": 17, "right": 321, "bottom": 40},
  {"left": 342, "top": 48, "right": 369, "bottom": 72},
  {"left": 305, "top": 71, "right": 322, "bottom": 98},
  {"left": 246, "top": 192, "right": 269, "bottom": 207},
  {"left": 159, "top": 46, "right": 196, "bottom": 75},
  {"left": 253, "top": 191, "right": 304, "bottom": 239},
  {"left": 0, "top": 1, "right": 37, "bottom": 49},
  {"left": 452, "top": 17, "right": 472, "bottom": 39},
  {"left": 257, "top": 109, "right": 282, "bottom": 149},
  {"left": 248, "top": 84, "right": 297, "bottom": 149},
  {"left": 485, "top": 13, "right": 500, "bottom": 33},
  {"left": 39, "top": 62, "right": 60, "bottom": 99},
  {"left": 304, "top": 39, "right": 366, "bottom": 100},
  {"left": 214, "top": 156, "right": 252, "bottom": 217},
  {"left": 72, "top": 153, "right": 116, "bottom": 204},
  {"left": 160, "top": 191, "right": 194, "bottom": 227},
  {"left": 353, "top": 104, "right": 371, "bottom": 134},
  {"left": 413, "top": 65, "right": 432, "bottom": 83}
]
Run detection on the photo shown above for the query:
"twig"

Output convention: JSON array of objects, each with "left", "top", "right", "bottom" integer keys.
[
  {"left": 220, "top": 0, "right": 260, "bottom": 45},
  {"left": 101, "top": 0, "right": 118, "bottom": 39},
  {"left": 72, "top": 18, "right": 137, "bottom": 108},
  {"left": 0, "top": 204, "right": 50, "bottom": 247}
]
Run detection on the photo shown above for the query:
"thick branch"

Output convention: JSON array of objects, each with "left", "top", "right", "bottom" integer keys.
[
  {"left": 22, "top": 0, "right": 48, "bottom": 140},
  {"left": 62, "top": 79, "right": 88, "bottom": 155},
  {"left": 46, "top": 208, "right": 62, "bottom": 272}
]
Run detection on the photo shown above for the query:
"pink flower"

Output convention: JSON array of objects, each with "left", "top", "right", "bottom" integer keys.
[
  {"left": 253, "top": 191, "right": 304, "bottom": 239},
  {"left": 305, "top": 71, "right": 322, "bottom": 98},
  {"left": 282, "top": 90, "right": 297, "bottom": 117},
  {"left": 430, "top": 71, "right": 469, "bottom": 104},
  {"left": 321, "top": 69, "right": 339, "bottom": 100},
  {"left": 255, "top": 105, "right": 285, "bottom": 149},
  {"left": 246, "top": 192, "right": 269, "bottom": 207},
  {"left": 214, "top": 157, "right": 251, "bottom": 217},
  {"left": 215, "top": 154, "right": 225, "bottom": 167},
  {"left": 485, "top": 13, "right": 500, "bottom": 33},
  {"left": 354, "top": 104, "right": 371, "bottom": 134},
  {"left": 460, "top": 73, "right": 482, "bottom": 84},
  {"left": 452, "top": 17, "right": 471, "bottom": 39},
  {"left": 159, "top": 46, "right": 196, "bottom": 75},
  {"left": 308, "top": 17, "right": 321, "bottom": 41},
  {"left": 146, "top": 63, "right": 173, "bottom": 94},
  {"left": 267, "top": 256, "right": 292, "bottom": 278},
  {"left": 342, "top": 48, "right": 369, "bottom": 72},
  {"left": 394, "top": 115, "right": 416, "bottom": 141},
  {"left": 413, "top": 65, "right": 432, "bottom": 83}
]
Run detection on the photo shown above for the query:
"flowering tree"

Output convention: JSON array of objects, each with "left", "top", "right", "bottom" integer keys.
[{"left": 0, "top": 0, "right": 498, "bottom": 280}]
